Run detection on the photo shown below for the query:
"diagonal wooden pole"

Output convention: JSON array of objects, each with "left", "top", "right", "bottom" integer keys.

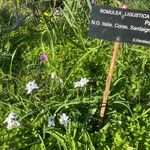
[
  {"left": 99, "top": 3, "right": 128, "bottom": 127},
  {"left": 99, "top": 41, "right": 120, "bottom": 125}
]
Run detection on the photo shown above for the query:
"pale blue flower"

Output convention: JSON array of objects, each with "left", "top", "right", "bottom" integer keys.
[{"left": 48, "top": 114, "right": 56, "bottom": 127}]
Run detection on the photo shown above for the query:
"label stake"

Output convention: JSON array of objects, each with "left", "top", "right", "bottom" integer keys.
[
  {"left": 99, "top": 41, "right": 120, "bottom": 126},
  {"left": 99, "top": 4, "right": 128, "bottom": 127}
]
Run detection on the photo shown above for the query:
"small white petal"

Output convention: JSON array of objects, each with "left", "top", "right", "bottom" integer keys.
[
  {"left": 51, "top": 72, "right": 56, "bottom": 78},
  {"left": 62, "top": 113, "right": 69, "bottom": 121},
  {"left": 59, "top": 78, "right": 63, "bottom": 83},
  {"left": 74, "top": 81, "right": 81, "bottom": 88},
  {"left": 59, "top": 118, "right": 64, "bottom": 125},
  {"left": 118, "top": 121, "right": 122, "bottom": 125},
  {"left": 13, "top": 120, "right": 20, "bottom": 126},
  {"left": 59, "top": 113, "right": 69, "bottom": 125},
  {"left": 80, "top": 78, "right": 89, "bottom": 84}
]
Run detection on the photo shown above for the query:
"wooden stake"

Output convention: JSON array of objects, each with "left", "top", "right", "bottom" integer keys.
[{"left": 99, "top": 41, "right": 120, "bottom": 126}]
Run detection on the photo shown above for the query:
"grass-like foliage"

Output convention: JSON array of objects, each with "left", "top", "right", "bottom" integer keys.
[{"left": 0, "top": 0, "right": 150, "bottom": 149}]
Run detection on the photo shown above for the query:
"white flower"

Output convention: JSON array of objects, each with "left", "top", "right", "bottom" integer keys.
[
  {"left": 3, "top": 112, "right": 20, "bottom": 130},
  {"left": 50, "top": 72, "right": 56, "bottom": 78},
  {"left": 56, "top": 78, "right": 63, "bottom": 84},
  {"left": 74, "top": 81, "right": 81, "bottom": 88},
  {"left": 118, "top": 121, "right": 122, "bottom": 125},
  {"left": 25, "top": 80, "right": 39, "bottom": 94},
  {"left": 74, "top": 77, "right": 89, "bottom": 88},
  {"left": 59, "top": 113, "right": 69, "bottom": 125},
  {"left": 53, "top": 9, "right": 61, "bottom": 16},
  {"left": 58, "top": 78, "right": 63, "bottom": 83},
  {"left": 48, "top": 114, "right": 56, "bottom": 127},
  {"left": 80, "top": 77, "right": 89, "bottom": 87}
]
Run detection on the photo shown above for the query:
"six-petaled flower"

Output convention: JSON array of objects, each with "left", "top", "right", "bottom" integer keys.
[
  {"left": 59, "top": 113, "right": 69, "bottom": 125},
  {"left": 50, "top": 72, "right": 57, "bottom": 78},
  {"left": 40, "top": 54, "right": 48, "bottom": 61},
  {"left": 48, "top": 114, "right": 56, "bottom": 127},
  {"left": 3, "top": 112, "right": 20, "bottom": 130},
  {"left": 74, "top": 77, "right": 89, "bottom": 88},
  {"left": 25, "top": 80, "right": 39, "bottom": 94}
]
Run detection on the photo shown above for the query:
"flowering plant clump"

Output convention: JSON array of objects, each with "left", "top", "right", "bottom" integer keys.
[
  {"left": 40, "top": 54, "right": 48, "bottom": 61},
  {"left": 3, "top": 112, "right": 20, "bottom": 130},
  {"left": 1, "top": 1, "right": 149, "bottom": 149},
  {"left": 74, "top": 77, "right": 89, "bottom": 88},
  {"left": 25, "top": 80, "right": 39, "bottom": 94}
]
